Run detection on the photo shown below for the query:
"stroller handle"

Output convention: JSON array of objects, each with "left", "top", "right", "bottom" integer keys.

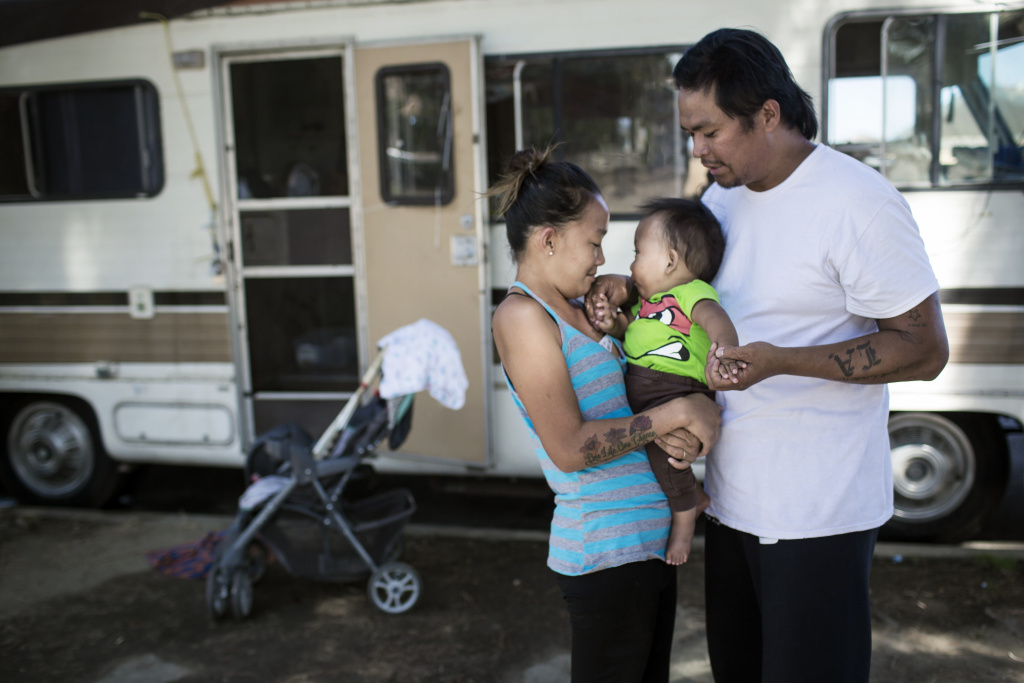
[{"left": 311, "top": 349, "right": 386, "bottom": 460}]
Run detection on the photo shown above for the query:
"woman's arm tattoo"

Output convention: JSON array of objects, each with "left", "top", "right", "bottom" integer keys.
[{"left": 580, "top": 416, "right": 657, "bottom": 467}]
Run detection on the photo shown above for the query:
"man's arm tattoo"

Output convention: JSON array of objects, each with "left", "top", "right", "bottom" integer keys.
[
  {"left": 580, "top": 416, "right": 657, "bottom": 466},
  {"left": 829, "top": 323, "right": 930, "bottom": 382},
  {"left": 829, "top": 340, "right": 882, "bottom": 378}
]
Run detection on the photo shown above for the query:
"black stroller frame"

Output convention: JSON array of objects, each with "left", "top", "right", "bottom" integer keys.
[{"left": 206, "top": 351, "right": 421, "bottom": 620}]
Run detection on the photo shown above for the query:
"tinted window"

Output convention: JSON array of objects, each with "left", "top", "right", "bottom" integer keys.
[
  {"left": 828, "top": 10, "right": 1024, "bottom": 188},
  {"left": 486, "top": 49, "right": 688, "bottom": 216},
  {"left": 375, "top": 63, "right": 454, "bottom": 205},
  {"left": 1, "top": 80, "right": 163, "bottom": 201}
]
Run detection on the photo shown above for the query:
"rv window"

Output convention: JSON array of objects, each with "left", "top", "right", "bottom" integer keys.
[
  {"left": 375, "top": 63, "right": 454, "bottom": 205},
  {"left": 828, "top": 9, "right": 1024, "bottom": 188},
  {"left": 0, "top": 94, "right": 29, "bottom": 197},
  {"left": 0, "top": 80, "right": 163, "bottom": 201},
  {"left": 485, "top": 48, "right": 688, "bottom": 217}
]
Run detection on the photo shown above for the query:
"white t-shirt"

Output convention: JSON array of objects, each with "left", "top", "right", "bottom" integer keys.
[{"left": 702, "top": 144, "right": 939, "bottom": 539}]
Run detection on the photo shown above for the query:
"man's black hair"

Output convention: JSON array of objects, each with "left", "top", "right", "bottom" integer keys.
[{"left": 673, "top": 28, "right": 818, "bottom": 140}]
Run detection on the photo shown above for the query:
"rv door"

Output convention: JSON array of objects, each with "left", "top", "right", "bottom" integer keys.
[{"left": 355, "top": 38, "right": 490, "bottom": 467}]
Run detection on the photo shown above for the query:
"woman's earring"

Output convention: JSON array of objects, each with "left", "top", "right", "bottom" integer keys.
[{"left": 549, "top": 251, "right": 554, "bottom": 256}]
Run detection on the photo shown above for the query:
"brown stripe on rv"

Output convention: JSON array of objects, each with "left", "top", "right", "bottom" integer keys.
[
  {"left": 939, "top": 288, "right": 1024, "bottom": 307},
  {"left": 0, "top": 291, "right": 226, "bottom": 307},
  {"left": 0, "top": 312, "right": 231, "bottom": 363},
  {"left": 943, "top": 310, "right": 1024, "bottom": 365}
]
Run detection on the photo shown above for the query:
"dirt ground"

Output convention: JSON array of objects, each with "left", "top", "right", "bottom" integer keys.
[{"left": 1, "top": 508, "right": 1024, "bottom": 683}]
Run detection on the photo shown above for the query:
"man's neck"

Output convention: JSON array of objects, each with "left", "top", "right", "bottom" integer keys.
[{"left": 748, "top": 134, "right": 817, "bottom": 193}]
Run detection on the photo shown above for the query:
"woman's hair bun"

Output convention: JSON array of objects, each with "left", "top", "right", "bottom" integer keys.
[
  {"left": 488, "top": 146, "right": 556, "bottom": 217},
  {"left": 507, "top": 147, "right": 553, "bottom": 178},
  {"left": 485, "top": 145, "right": 600, "bottom": 262}
]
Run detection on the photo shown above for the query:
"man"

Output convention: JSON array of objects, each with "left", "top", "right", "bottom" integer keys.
[
  {"left": 587, "top": 27, "right": 950, "bottom": 682},
  {"left": 676, "top": 28, "right": 949, "bottom": 682}
]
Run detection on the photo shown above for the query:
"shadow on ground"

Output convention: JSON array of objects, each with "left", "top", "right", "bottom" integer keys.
[{"left": 2, "top": 509, "right": 1024, "bottom": 682}]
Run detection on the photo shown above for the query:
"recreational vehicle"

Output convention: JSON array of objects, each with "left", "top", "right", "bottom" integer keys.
[{"left": 1, "top": 0, "right": 1021, "bottom": 542}]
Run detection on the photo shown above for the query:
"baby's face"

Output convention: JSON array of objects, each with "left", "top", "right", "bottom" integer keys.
[
  {"left": 630, "top": 215, "right": 697, "bottom": 300},
  {"left": 630, "top": 216, "right": 672, "bottom": 300}
]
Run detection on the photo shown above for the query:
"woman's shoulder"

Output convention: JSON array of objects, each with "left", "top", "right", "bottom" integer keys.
[{"left": 493, "top": 291, "right": 559, "bottom": 340}]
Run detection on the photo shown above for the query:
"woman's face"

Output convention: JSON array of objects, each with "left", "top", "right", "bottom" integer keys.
[{"left": 553, "top": 193, "right": 609, "bottom": 298}]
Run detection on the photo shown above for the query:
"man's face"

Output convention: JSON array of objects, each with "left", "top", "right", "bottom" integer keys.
[{"left": 677, "top": 86, "right": 770, "bottom": 191}]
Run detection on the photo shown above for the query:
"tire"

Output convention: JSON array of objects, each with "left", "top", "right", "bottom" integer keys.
[
  {"left": 883, "top": 412, "right": 1009, "bottom": 543},
  {"left": 229, "top": 568, "right": 254, "bottom": 621},
  {"left": 367, "top": 562, "right": 421, "bottom": 615},
  {"left": 1, "top": 399, "right": 120, "bottom": 507},
  {"left": 206, "top": 566, "right": 229, "bottom": 621}
]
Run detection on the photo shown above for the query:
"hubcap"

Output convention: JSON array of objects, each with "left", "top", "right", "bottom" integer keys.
[
  {"left": 889, "top": 415, "right": 974, "bottom": 522},
  {"left": 9, "top": 404, "right": 94, "bottom": 498}
]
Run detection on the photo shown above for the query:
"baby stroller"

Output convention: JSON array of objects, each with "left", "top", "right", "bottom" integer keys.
[{"left": 205, "top": 350, "right": 421, "bottom": 620}]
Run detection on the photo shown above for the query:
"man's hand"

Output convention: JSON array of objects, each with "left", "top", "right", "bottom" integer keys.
[{"left": 705, "top": 341, "right": 777, "bottom": 391}]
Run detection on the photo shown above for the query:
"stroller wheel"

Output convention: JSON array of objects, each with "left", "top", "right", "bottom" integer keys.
[
  {"left": 367, "top": 562, "right": 421, "bottom": 615},
  {"left": 229, "top": 568, "right": 254, "bottom": 620},
  {"left": 205, "top": 566, "right": 229, "bottom": 621}
]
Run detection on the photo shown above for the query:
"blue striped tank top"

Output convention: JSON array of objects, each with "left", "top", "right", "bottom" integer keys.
[{"left": 503, "top": 282, "right": 670, "bottom": 575}]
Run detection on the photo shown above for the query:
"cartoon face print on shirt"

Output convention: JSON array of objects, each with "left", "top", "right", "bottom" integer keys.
[{"left": 630, "top": 295, "right": 693, "bottom": 363}]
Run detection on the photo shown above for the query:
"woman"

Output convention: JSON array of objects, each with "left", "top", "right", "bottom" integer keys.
[{"left": 490, "top": 147, "right": 721, "bottom": 682}]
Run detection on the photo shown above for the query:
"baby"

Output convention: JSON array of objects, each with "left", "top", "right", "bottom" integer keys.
[{"left": 590, "top": 197, "right": 739, "bottom": 564}]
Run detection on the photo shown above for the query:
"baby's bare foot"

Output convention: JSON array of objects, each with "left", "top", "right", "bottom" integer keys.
[{"left": 666, "top": 508, "right": 697, "bottom": 565}]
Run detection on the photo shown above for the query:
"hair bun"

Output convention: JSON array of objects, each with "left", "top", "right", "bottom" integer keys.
[
  {"left": 507, "top": 147, "right": 553, "bottom": 177},
  {"left": 487, "top": 146, "right": 555, "bottom": 217}
]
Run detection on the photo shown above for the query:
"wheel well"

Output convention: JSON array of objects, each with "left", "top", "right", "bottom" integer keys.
[
  {"left": 1, "top": 393, "right": 104, "bottom": 449},
  {"left": 884, "top": 409, "right": 1011, "bottom": 542},
  {"left": 890, "top": 410, "right": 1012, "bottom": 448},
  {"left": 888, "top": 409, "right": 1011, "bottom": 495}
]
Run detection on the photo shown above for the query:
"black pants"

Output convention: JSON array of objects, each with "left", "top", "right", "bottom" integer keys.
[
  {"left": 555, "top": 559, "right": 677, "bottom": 683},
  {"left": 704, "top": 520, "right": 878, "bottom": 683}
]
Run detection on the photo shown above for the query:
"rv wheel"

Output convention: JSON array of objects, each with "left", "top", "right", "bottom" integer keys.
[
  {"left": 884, "top": 412, "right": 1009, "bottom": 543},
  {"left": 1, "top": 399, "right": 120, "bottom": 507},
  {"left": 367, "top": 562, "right": 421, "bottom": 615}
]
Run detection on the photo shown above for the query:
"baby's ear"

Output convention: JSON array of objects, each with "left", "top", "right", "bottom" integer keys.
[{"left": 665, "top": 248, "right": 680, "bottom": 272}]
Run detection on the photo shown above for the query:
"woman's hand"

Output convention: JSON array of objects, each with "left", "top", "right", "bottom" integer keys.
[
  {"left": 656, "top": 428, "right": 701, "bottom": 469},
  {"left": 658, "top": 394, "right": 722, "bottom": 469}
]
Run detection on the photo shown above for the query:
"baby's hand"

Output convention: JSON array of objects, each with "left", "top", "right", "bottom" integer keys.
[
  {"left": 715, "top": 358, "right": 744, "bottom": 384},
  {"left": 588, "top": 292, "right": 614, "bottom": 331}
]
